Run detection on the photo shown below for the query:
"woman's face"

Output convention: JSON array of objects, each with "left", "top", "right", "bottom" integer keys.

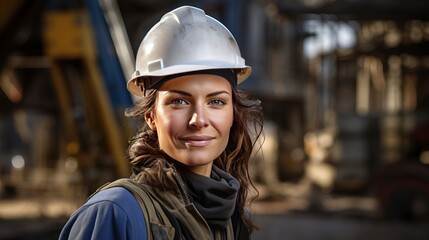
[{"left": 147, "top": 74, "right": 234, "bottom": 176}]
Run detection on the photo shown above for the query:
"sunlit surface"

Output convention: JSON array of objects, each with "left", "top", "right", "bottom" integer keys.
[
  {"left": 0, "top": 198, "right": 79, "bottom": 219},
  {"left": 11, "top": 155, "right": 25, "bottom": 169},
  {"left": 421, "top": 151, "right": 429, "bottom": 165}
]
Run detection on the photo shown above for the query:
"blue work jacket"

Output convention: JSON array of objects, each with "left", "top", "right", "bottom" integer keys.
[{"left": 59, "top": 187, "right": 147, "bottom": 240}]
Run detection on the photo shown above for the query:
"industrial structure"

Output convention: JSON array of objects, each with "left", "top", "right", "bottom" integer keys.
[{"left": 0, "top": 0, "right": 429, "bottom": 238}]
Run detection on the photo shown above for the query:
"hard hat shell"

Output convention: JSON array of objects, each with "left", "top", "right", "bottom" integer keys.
[{"left": 127, "top": 5, "right": 251, "bottom": 96}]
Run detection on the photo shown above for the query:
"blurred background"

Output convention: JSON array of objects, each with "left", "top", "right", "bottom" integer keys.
[{"left": 1, "top": 0, "right": 429, "bottom": 239}]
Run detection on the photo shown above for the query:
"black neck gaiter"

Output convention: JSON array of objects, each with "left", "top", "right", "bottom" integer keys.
[{"left": 178, "top": 165, "right": 240, "bottom": 228}]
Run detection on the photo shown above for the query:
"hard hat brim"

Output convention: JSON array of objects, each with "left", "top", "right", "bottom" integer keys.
[{"left": 127, "top": 64, "right": 252, "bottom": 96}]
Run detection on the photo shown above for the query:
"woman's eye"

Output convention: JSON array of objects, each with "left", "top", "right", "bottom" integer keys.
[
  {"left": 170, "top": 99, "right": 187, "bottom": 105},
  {"left": 209, "top": 99, "right": 226, "bottom": 106}
]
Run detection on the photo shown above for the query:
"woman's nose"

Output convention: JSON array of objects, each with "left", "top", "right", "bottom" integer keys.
[{"left": 189, "top": 106, "right": 209, "bottom": 128}]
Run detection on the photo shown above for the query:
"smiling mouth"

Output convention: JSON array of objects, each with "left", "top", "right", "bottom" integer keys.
[{"left": 180, "top": 136, "right": 214, "bottom": 147}]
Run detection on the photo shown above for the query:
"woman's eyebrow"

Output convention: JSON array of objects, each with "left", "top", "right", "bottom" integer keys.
[
  {"left": 164, "top": 89, "right": 192, "bottom": 96},
  {"left": 207, "top": 90, "right": 230, "bottom": 97}
]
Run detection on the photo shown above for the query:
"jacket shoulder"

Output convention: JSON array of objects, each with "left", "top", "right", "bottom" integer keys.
[{"left": 59, "top": 187, "right": 147, "bottom": 240}]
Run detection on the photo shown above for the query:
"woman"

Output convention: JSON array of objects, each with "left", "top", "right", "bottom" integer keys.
[{"left": 60, "top": 5, "right": 263, "bottom": 240}]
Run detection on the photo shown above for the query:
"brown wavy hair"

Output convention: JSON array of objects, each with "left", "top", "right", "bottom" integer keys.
[{"left": 125, "top": 86, "right": 263, "bottom": 232}]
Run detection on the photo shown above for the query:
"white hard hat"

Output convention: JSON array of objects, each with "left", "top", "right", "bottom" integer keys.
[{"left": 127, "top": 5, "right": 252, "bottom": 96}]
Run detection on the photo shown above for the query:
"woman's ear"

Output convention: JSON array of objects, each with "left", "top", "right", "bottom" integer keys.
[{"left": 145, "top": 112, "right": 156, "bottom": 131}]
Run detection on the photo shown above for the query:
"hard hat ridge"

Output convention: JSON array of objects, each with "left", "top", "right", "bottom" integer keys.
[{"left": 163, "top": 5, "right": 206, "bottom": 24}]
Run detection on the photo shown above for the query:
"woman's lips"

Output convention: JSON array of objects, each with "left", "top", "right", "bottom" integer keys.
[{"left": 180, "top": 136, "right": 214, "bottom": 147}]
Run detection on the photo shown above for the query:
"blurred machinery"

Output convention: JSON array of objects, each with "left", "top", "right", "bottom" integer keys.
[
  {"left": 0, "top": 0, "right": 134, "bottom": 200},
  {"left": 242, "top": 0, "right": 429, "bottom": 220}
]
